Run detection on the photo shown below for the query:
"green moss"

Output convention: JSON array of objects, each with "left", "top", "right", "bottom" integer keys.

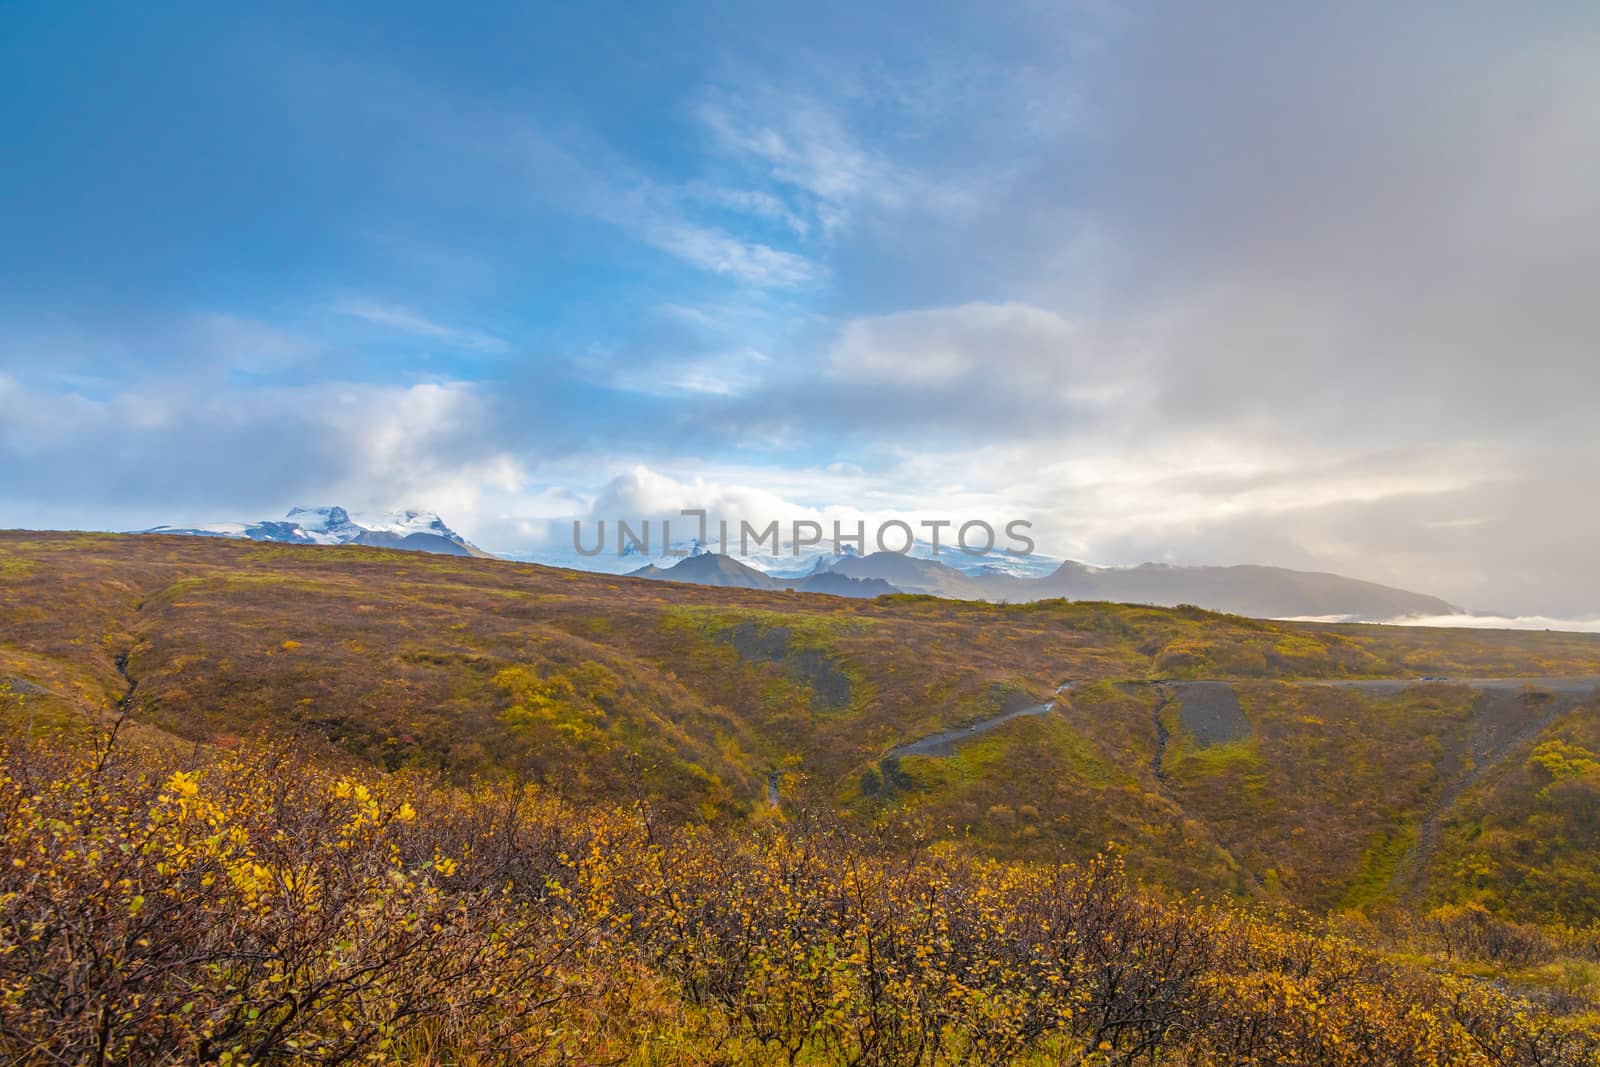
[{"left": 1342, "top": 823, "right": 1419, "bottom": 908}]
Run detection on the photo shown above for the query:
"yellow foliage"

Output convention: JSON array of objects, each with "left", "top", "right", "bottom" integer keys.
[{"left": 1, "top": 726, "right": 1596, "bottom": 1065}]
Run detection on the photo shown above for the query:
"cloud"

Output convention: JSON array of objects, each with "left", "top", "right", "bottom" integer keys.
[
  {"left": 696, "top": 95, "right": 883, "bottom": 233},
  {"left": 188, "top": 314, "right": 323, "bottom": 371},
  {"left": 0, "top": 313, "right": 320, "bottom": 387},
  {"left": 638, "top": 219, "right": 816, "bottom": 287},
  {"left": 502, "top": 461, "right": 1007, "bottom": 548},
  {"left": 1290, "top": 614, "right": 1600, "bottom": 636},
  {"left": 599, "top": 347, "right": 772, "bottom": 398},
  {"left": 645, "top": 7, "right": 1600, "bottom": 616},
  {"left": 827, "top": 302, "right": 1092, "bottom": 389},
  {"left": 694, "top": 86, "right": 981, "bottom": 239},
  {"left": 685, "top": 183, "right": 811, "bottom": 237},
  {"left": 333, "top": 300, "right": 508, "bottom": 353},
  {"left": 473, "top": 113, "right": 819, "bottom": 290},
  {"left": 1377, "top": 615, "right": 1600, "bottom": 635},
  {"left": 0, "top": 364, "right": 515, "bottom": 536}
]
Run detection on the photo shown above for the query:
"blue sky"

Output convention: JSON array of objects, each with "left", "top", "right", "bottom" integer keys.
[{"left": 2, "top": 2, "right": 1599, "bottom": 617}]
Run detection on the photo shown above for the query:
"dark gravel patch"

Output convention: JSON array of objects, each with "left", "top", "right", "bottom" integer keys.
[{"left": 1170, "top": 681, "right": 1252, "bottom": 747}]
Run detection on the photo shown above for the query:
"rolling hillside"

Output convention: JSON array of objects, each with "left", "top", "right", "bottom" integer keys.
[{"left": 2, "top": 530, "right": 1597, "bottom": 923}]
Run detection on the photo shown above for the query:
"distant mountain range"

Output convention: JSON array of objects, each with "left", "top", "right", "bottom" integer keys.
[
  {"left": 627, "top": 551, "right": 897, "bottom": 598},
  {"left": 517, "top": 535, "right": 1068, "bottom": 581},
  {"left": 135, "top": 506, "right": 493, "bottom": 558},
  {"left": 630, "top": 549, "right": 1458, "bottom": 619},
  {"left": 136, "top": 507, "right": 1457, "bottom": 620},
  {"left": 1031, "top": 560, "right": 1457, "bottom": 620}
]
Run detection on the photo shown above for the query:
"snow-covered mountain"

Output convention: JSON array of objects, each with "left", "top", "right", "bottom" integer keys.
[
  {"left": 137, "top": 506, "right": 492, "bottom": 558},
  {"left": 520, "top": 533, "right": 1062, "bottom": 580}
]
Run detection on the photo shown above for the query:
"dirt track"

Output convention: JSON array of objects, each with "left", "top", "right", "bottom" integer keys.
[
  {"left": 886, "top": 682, "right": 1076, "bottom": 759},
  {"left": 884, "top": 674, "right": 1599, "bottom": 900},
  {"left": 887, "top": 676, "right": 1599, "bottom": 764}
]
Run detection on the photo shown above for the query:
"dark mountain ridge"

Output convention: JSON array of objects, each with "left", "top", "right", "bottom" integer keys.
[
  {"left": 629, "top": 552, "right": 893, "bottom": 598},
  {"left": 637, "top": 549, "right": 1458, "bottom": 621}
]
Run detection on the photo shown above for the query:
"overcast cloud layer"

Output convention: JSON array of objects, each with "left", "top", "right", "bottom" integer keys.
[{"left": 1, "top": 3, "right": 1597, "bottom": 616}]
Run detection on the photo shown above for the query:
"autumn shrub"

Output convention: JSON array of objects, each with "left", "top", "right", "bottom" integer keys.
[
  {"left": 0, "top": 736, "right": 627, "bottom": 1064},
  {"left": 1425, "top": 903, "right": 1556, "bottom": 967},
  {"left": 2, "top": 720, "right": 1599, "bottom": 1065}
]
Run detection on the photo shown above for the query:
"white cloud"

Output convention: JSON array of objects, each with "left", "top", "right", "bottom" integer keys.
[
  {"left": 485, "top": 115, "right": 820, "bottom": 290},
  {"left": 333, "top": 299, "right": 508, "bottom": 353},
  {"left": 0, "top": 364, "right": 520, "bottom": 543},
  {"left": 640, "top": 219, "right": 816, "bottom": 287},
  {"left": 188, "top": 314, "right": 322, "bottom": 370},
  {"left": 686, "top": 183, "right": 811, "bottom": 237},
  {"left": 598, "top": 346, "right": 773, "bottom": 398},
  {"left": 694, "top": 88, "right": 977, "bottom": 238},
  {"left": 1371, "top": 615, "right": 1600, "bottom": 635},
  {"left": 827, "top": 302, "right": 1091, "bottom": 388}
]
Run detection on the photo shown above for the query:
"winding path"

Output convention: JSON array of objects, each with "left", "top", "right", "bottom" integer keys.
[
  {"left": 885, "top": 682, "right": 1077, "bottom": 760},
  {"left": 887, "top": 676, "right": 1600, "bottom": 764},
  {"left": 1378, "top": 678, "right": 1600, "bottom": 898},
  {"left": 879, "top": 673, "right": 1600, "bottom": 898}
]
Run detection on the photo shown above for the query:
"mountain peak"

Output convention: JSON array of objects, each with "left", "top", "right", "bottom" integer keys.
[
  {"left": 137, "top": 506, "right": 488, "bottom": 558},
  {"left": 284, "top": 505, "right": 360, "bottom": 538}
]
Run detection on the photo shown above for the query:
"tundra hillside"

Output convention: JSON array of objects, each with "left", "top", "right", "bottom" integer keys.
[
  {"left": 2, "top": 531, "right": 1598, "bottom": 916},
  {"left": 2, "top": 532, "right": 1600, "bottom": 1062}
]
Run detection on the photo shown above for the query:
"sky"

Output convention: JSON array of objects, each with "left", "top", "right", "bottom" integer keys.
[{"left": 1, "top": 2, "right": 1597, "bottom": 618}]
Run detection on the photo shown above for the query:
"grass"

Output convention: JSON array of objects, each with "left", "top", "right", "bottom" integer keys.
[{"left": 1341, "top": 823, "right": 1421, "bottom": 909}]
